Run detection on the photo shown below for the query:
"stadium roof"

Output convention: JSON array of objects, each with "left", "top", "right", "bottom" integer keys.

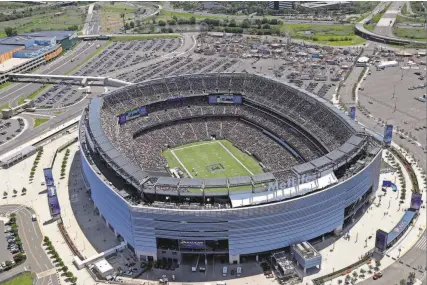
[
  {"left": 252, "top": 173, "right": 276, "bottom": 183},
  {"left": 293, "top": 162, "right": 315, "bottom": 175},
  {"left": 229, "top": 176, "right": 252, "bottom": 186},
  {"left": 204, "top": 178, "right": 228, "bottom": 187},
  {"left": 180, "top": 178, "right": 203, "bottom": 188},
  {"left": 156, "top": 177, "right": 180, "bottom": 187}
]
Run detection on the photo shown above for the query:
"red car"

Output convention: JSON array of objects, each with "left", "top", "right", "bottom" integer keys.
[{"left": 373, "top": 272, "right": 383, "bottom": 280}]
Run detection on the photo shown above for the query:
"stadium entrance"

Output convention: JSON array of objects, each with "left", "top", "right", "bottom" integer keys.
[{"left": 157, "top": 238, "right": 229, "bottom": 264}]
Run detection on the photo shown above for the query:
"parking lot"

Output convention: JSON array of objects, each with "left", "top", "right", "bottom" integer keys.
[
  {"left": 75, "top": 39, "right": 182, "bottom": 77},
  {"left": 359, "top": 60, "right": 427, "bottom": 147},
  {"left": 0, "top": 118, "right": 24, "bottom": 146},
  {"left": 0, "top": 221, "right": 13, "bottom": 265}
]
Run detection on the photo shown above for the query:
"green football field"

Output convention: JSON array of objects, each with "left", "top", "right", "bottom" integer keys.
[{"left": 163, "top": 140, "right": 264, "bottom": 191}]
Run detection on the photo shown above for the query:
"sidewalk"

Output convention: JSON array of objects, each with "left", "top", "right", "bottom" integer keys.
[{"left": 304, "top": 147, "right": 427, "bottom": 285}]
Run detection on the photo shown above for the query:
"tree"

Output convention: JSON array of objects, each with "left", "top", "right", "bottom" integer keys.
[
  {"left": 135, "top": 20, "right": 141, "bottom": 27},
  {"left": 5, "top": 27, "right": 13, "bottom": 37},
  {"left": 13, "top": 189, "right": 17, "bottom": 196},
  {"left": 70, "top": 276, "right": 77, "bottom": 284},
  {"left": 158, "top": 20, "right": 166, "bottom": 26},
  {"left": 408, "top": 272, "right": 416, "bottom": 282},
  {"left": 5, "top": 261, "right": 12, "bottom": 267},
  {"left": 3, "top": 191, "right": 7, "bottom": 198},
  {"left": 124, "top": 22, "right": 130, "bottom": 30},
  {"left": 62, "top": 265, "right": 68, "bottom": 272},
  {"left": 65, "top": 272, "right": 73, "bottom": 278},
  {"left": 189, "top": 16, "right": 196, "bottom": 24},
  {"left": 129, "top": 21, "right": 135, "bottom": 28},
  {"left": 400, "top": 279, "right": 406, "bottom": 285}
]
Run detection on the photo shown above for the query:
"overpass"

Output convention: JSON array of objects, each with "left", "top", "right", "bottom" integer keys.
[
  {"left": 355, "top": 23, "right": 425, "bottom": 46},
  {"left": 7, "top": 73, "right": 132, "bottom": 87}
]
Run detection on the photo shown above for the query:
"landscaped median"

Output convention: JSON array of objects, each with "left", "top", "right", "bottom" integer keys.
[
  {"left": 34, "top": 118, "right": 50, "bottom": 128},
  {"left": 17, "top": 85, "right": 48, "bottom": 106},
  {"left": 111, "top": 34, "right": 180, "bottom": 41},
  {"left": 0, "top": 272, "right": 33, "bottom": 285},
  {"left": 43, "top": 236, "right": 77, "bottom": 285}
]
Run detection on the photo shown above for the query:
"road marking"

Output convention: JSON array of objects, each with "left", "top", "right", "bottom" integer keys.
[
  {"left": 415, "top": 235, "right": 426, "bottom": 251},
  {"left": 37, "top": 268, "right": 56, "bottom": 279},
  {"left": 172, "top": 140, "right": 218, "bottom": 151},
  {"left": 218, "top": 141, "right": 254, "bottom": 175},
  {"left": 24, "top": 208, "right": 39, "bottom": 239},
  {"left": 18, "top": 211, "right": 43, "bottom": 272},
  {"left": 170, "top": 150, "right": 193, "bottom": 178}
]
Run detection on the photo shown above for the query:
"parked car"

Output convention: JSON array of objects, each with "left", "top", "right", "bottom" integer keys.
[{"left": 373, "top": 272, "right": 383, "bottom": 280}]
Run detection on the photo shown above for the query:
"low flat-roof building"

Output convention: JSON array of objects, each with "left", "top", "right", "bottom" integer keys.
[{"left": 93, "top": 259, "right": 114, "bottom": 278}]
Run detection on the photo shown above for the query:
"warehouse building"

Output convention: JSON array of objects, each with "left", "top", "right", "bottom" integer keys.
[
  {"left": 0, "top": 34, "right": 63, "bottom": 84},
  {"left": 21, "top": 30, "right": 78, "bottom": 51}
]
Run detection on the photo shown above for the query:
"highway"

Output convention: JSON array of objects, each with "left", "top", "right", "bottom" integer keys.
[
  {"left": 373, "top": 1, "right": 404, "bottom": 38},
  {"left": 0, "top": 40, "right": 102, "bottom": 108},
  {"left": 0, "top": 205, "right": 59, "bottom": 285}
]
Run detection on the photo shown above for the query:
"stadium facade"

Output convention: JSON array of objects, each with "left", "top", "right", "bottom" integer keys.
[{"left": 79, "top": 73, "right": 382, "bottom": 264}]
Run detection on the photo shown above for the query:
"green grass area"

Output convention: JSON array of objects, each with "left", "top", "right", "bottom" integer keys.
[
  {"left": 401, "top": 3, "right": 408, "bottom": 15},
  {"left": 0, "top": 103, "right": 10, "bottom": 111},
  {"left": 0, "top": 81, "right": 12, "bottom": 90},
  {"left": 111, "top": 34, "right": 180, "bottom": 41},
  {"left": 395, "top": 14, "right": 425, "bottom": 24},
  {"left": 280, "top": 24, "right": 365, "bottom": 46},
  {"left": 34, "top": 118, "right": 49, "bottom": 128},
  {"left": 103, "top": 2, "right": 136, "bottom": 13},
  {"left": 1, "top": 272, "right": 33, "bottom": 285},
  {"left": 363, "top": 24, "right": 375, "bottom": 31},
  {"left": 393, "top": 27, "right": 427, "bottom": 40},
  {"left": 163, "top": 140, "right": 263, "bottom": 190},
  {"left": 0, "top": 6, "right": 84, "bottom": 37}
]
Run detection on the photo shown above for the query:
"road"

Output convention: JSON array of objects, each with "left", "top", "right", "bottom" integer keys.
[
  {"left": 359, "top": 232, "right": 427, "bottom": 285},
  {"left": 0, "top": 40, "right": 101, "bottom": 108},
  {"left": 373, "top": 2, "right": 405, "bottom": 38},
  {"left": 0, "top": 205, "right": 59, "bottom": 285}
]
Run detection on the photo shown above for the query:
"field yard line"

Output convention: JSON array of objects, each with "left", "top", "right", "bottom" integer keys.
[
  {"left": 172, "top": 140, "right": 218, "bottom": 151},
  {"left": 218, "top": 141, "right": 254, "bottom": 176},
  {"left": 171, "top": 150, "right": 193, "bottom": 178}
]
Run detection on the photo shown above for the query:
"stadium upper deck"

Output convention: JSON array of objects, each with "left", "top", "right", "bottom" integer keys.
[{"left": 81, "top": 73, "right": 380, "bottom": 203}]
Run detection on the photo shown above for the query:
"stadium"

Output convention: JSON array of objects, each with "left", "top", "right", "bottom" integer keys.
[{"left": 79, "top": 73, "right": 382, "bottom": 266}]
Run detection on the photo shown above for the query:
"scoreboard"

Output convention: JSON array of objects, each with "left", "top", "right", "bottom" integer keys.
[
  {"left": 208, "top": 93, "right": 242, "bottom": 104},
  {"left": 118, "top": 106, "right": 148, "bottom": 125}
]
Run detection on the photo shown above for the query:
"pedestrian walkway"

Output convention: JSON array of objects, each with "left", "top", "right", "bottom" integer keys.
[{"left": 414, "top": 235, "right": 426, "bottom": 251}]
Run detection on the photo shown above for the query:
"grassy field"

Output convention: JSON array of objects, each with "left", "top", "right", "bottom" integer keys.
[
  {"left": 393, "top": 27, "right": 426, "bottom": 40},
  {"left": 395, "top": 14, "right": 425, "bottom": 24},
  {"left": 280, "top": 24, "right": 365, "bottom": 46},
  {"left": 0, "top": 81, "right": 12, "bottom": 90},
  {"left": 1, "top": 272, "right": 33, "bottom": 285},
  {"left": 0, "top": 6, "right": 84, "bottom": 37},
  {"left": 163, "top": 140, "right": 263, "bottom": 181},
  {"left": 102, "top": 2, "right": 136, "bottom": 13},
  {"left": 34, "top": 118, "right": 49, "bottom": 128},
  {"left": 0, "top": 103, "right": 10, "bottom": 111},
  {"left": 100, "top": 2, "right": 136, "bottom": 33}
]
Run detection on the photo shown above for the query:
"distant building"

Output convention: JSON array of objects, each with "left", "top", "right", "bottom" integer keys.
[
  {"left": 268, "top": 1, "right": 297, "bottom": 10},
  {"left": 300, "top": 1, "right": 352, "bottom": 10}
]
